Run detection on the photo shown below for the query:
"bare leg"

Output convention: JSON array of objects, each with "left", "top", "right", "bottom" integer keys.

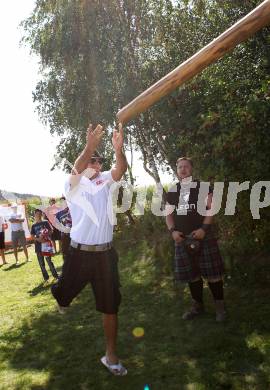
[
  {"left": 103, "top": 314, "right": 118, "bottom": 364},
  {"left": 14, "top": 245, "right": 18, "bottom": 263},
  {"left": 0, "top": 249, "right": 6, "bottom": 264},
  {"left": 23, "top": 245, "right": 29, "bottom": 261}
]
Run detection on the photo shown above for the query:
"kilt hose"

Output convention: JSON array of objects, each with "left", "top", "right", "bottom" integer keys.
[{"left": 174, "top": 237, "right": 224, "bottom": 283}]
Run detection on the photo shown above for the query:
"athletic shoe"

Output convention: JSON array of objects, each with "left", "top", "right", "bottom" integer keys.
[{"left": 56, "top": 303, "right": 68, "bottom": 315}]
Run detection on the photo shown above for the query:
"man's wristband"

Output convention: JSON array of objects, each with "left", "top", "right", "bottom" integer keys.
[{"left": 201, "top": 224, "right": 211, "bottom": 233}]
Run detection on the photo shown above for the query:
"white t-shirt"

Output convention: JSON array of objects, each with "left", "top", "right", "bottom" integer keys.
[
  {"left": 9, "top": 213, "right": 24, "bottom": 232},
  {"left": 65, "top": 171, "right": 115, "bottom": 245},
  {"left": 0, "top": 216, "right": 5, "bottom": 233}
]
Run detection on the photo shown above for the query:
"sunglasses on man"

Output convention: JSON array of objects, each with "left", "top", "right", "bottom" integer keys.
[{"left": 90, "top": 157, "right": 104, "bottom": 164}]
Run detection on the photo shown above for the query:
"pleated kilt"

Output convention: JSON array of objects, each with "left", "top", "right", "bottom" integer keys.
[{"left": 174, "top": 237, "right": 224, "bottom": 283}]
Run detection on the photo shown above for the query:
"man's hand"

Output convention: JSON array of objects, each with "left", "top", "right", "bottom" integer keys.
[
  {"left": 191, "top": 228, "right": 206, "bottom": 240},
  {"left": 172, "top": 231, "right": 185, "bottom": 243},
  {"left": 71, "top": 123, "right": 104, "bottom": 179},
  {"left": 112, "top": 123, "right": 124, "bottom": 152},
  {"left": 86, "top": 124, "right": 104, "bottom": 151}
]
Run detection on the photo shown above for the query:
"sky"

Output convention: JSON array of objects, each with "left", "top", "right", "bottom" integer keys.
[{"left": 0, "top": 1, "right": 174, "bottom": 199}]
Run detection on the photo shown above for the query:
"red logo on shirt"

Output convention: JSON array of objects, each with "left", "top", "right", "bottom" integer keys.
[{"left": 96, "top": 180, "right": 105, "bottom": 186}]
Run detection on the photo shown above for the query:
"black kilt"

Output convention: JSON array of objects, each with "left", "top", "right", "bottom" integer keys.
[{"left": 174, "top": 237, "right": 224, "bottom": 283}]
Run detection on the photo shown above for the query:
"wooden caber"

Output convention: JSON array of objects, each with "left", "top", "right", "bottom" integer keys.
[{"left": 117, "top": 0, "right": 270, "bottom": 125}]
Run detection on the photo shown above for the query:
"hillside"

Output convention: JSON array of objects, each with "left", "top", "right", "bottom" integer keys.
[{"left": 0, "top": 189, "right": 42, "bottom": 203}]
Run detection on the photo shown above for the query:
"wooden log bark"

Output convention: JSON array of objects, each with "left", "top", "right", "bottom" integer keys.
[{"left": 117, "top": 0, "right": 270, "bottom": 125}]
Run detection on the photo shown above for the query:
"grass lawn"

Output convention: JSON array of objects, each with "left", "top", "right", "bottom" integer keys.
[{"left": 0, "top": 242, "right": 269, "bottom": 390}]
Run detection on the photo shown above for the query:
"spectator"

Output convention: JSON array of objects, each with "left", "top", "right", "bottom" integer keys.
[
  {"left": 46, "top": 198, "right": 62, "bottom": 253},
  {"left": 55, "top": 196, "right": 72, "bottom": 263},
  {"left": 0, "top": 215, "right": 8, "bottom": 265},
  {"left": 9, "top": 205, "right": 29, "bottom": 265},
  {"left": 31, "top": 209, "right": 59, "bottom": 285},
  {"left": 166, "top": 157, "right": 225, "bottom": 322}
]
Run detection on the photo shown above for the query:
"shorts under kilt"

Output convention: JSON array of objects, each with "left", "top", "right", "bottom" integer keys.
[
  {"left": 0, "top": 232, "right": 5, "bottom": 249},
  {"left": 174, "top": 237, "right": 224, "bottom": 283},
  {"left": 51, "top": 228, "right": 61, "bottom": 241},
  {"left": 51, "top": 246, "right": 121, "bottom": 314}
]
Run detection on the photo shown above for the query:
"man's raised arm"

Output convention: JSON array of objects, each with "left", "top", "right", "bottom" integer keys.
[{"left": 111, "top": 123, "right": 128, "bottom": 182}]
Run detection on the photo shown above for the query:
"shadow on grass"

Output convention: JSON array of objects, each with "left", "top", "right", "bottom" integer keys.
[
  {"left": 28, "top": 283, "right": 52, "bottom": 297},
  {"left": 55, "top": 265, "right": 64, "bottom": 274},
  {"left": 4, "top": 245, "right": 32, "bottom": 255},
  {"left": 1, "top": 244, "right": 270, "bottom": 390},
  {"left": 3, "top": 263, "right": 26, "bottom": 271}
]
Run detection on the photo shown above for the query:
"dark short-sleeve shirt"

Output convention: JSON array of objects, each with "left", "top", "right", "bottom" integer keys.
[
  {"left": 31, "top": 221, "right": 52, "bottom": 253},
  {"left": 166, "top": 180, "right": 213, "bottom": 236}
]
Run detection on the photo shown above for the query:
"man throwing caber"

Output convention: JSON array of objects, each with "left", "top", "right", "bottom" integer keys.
[{"left": 51, "top": 123, "right": 128, "bottom": 376}]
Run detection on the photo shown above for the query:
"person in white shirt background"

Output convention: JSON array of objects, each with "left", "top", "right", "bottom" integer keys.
[
  {"left": 0, "top": 215, "right": 8, "bottom": 265},
  {"left": 51, "top": 123, "right": 128, "bottom": 376},
  {"left": 9, "top": 206, "right": 30, "bottom": 265}
]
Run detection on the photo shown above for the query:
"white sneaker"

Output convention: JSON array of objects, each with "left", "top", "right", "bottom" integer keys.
[{"left": 56, "top": 303, "right": 68, "bottom": 315}]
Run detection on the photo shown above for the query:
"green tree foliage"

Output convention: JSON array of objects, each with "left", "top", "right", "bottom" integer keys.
[{"left": 22, "top": 0, "right": 165, "bottom": 177}]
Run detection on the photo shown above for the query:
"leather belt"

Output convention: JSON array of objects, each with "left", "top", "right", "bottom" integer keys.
[{"left": 71, "top": 240, "right": 112, "bottom": 252}]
